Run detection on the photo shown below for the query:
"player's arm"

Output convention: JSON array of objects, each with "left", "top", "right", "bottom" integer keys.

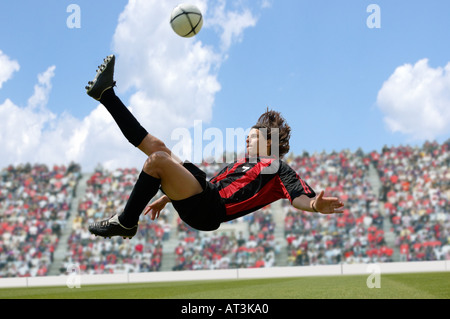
[{"left": 292, "top": 191, "right": 344, "bottom": 214}]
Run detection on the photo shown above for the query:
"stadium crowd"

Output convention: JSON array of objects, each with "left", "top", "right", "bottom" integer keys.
[
  {"left": 375, "top": 141, "right": 450, "bottom": 261},
  {"left": 0, "top": 163, "right": 81, "bottom": 277},
  {"left": 0, "top": 140, "right": 448, "bottom": 277},
  {"left": 283, "top": 149, "right": 393, "bottom": 265},
  {"left": 62, "top": 167, "right": 171, "bottom": 274},
  {"left": 172, "top": 207, "right": 279, "bottom": 271}
]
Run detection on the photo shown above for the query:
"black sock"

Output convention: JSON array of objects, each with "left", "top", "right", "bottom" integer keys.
[
  {"left": 118, "top": 171, "right": 161, "bottom": 228},
  {"left": 100, "top": 88, "right": 149, "bottom": 147}
]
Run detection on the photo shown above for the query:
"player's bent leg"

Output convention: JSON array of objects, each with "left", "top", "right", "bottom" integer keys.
[
  {"left": 88, "top": 151, "right": 202, "bottom": 240},
  {"left": 88, "top": 214, "right": 138, "bottom": 240},
  {"left": 89, "top": 168, "right": 161, "bottom": 239},
  {"left": 143, "top": 151, "right": 203, "bottom": 201}
]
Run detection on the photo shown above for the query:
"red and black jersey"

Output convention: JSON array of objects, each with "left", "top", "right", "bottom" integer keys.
[{"left": 210, "top": 156, "right": 316, "bottom": 222}]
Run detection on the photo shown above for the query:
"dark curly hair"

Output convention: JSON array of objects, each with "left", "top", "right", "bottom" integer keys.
[{"left": 252, "top": 108, "right": 291, "bottom": 158}]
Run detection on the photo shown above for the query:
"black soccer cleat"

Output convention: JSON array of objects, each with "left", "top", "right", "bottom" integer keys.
[
  {"left": 88, "top": 214, "right": 138, "bottom": 239},
  {"left": 85, "top": 55, "right": 116, "bottom": 101}
]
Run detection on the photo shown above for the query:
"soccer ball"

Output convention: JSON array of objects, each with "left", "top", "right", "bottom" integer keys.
[{"left": 170, "top": 4, "right": 203, "bottom": 38}]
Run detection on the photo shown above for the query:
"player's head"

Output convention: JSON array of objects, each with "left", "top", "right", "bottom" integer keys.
[{"left": 247, "top": 108, "right": 291, "bottom": 158}]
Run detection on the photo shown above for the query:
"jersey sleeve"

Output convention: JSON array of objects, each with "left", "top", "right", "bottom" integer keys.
[{"left": 278, "top": 161, "right": 316, "bottom": 202}]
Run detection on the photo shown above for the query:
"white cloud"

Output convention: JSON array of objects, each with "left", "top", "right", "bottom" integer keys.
[
  {"left": 0, "top": 66, "right": 136, "bottom": 170},
  {"left": 260, "top": 0, "right": 273, "bottom": 9},
  {"left": 0, "top": 50, "right": 20, "bottom": 89},
  {"left": 377, "top": 59, "right": 450, "bottom": 141},
  {"left": 27, "top": 65, "right": 56, "bottom": 110},
  {"left": 111, "top": 0, "right": 259, "bottom": 164},
  {"left": 0, "top": 0, "right": 262, "bottom": 171},
  {"left": 0, "top": 66, "right": 57, "bottom": 165},
  {"left": 207, "top": 0, "right": 258, "bottom": 51}
]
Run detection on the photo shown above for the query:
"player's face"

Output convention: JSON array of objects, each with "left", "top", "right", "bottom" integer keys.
[{"left": 246, "top": 128, "right": 270, "bottom": 157}]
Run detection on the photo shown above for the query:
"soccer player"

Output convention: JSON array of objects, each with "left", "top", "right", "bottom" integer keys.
[{"left": 86, "top": 55, "right": 344, "bottom": 239}]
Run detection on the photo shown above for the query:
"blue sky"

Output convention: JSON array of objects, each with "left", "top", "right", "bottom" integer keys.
[{"left": 0, "top": 0, "right": 449, "bottom": 170}]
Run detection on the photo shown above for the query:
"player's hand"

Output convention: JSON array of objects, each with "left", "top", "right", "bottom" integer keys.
[
  {"left": 313, "top": 191, "right": 344, "bottom": 214},
  {"left": 144, "top": 196, "right": 169, "bottom": 220}
]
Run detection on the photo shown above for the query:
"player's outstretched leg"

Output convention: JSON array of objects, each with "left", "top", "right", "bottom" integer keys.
[
  {"left": 85, "top": 55, "right": 116, "bottom": 101},
  {"left": 85, "top": 55, "right": 149, "bottom": 148}
]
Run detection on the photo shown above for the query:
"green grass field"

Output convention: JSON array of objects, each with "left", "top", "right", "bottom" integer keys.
[{"left": 0, "top": 271, "right": 449, "bottom": 299}]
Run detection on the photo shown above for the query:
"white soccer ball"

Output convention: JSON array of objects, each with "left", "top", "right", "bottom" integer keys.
[{"left": 170, "top": 4, "right": 203, "bottom": 38}]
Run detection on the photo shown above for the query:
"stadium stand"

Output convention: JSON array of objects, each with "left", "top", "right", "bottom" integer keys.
[
  {"left": 374, "top": 141, "right": 450, "bottom": 261},
  {"left": 171, "top": 207, "right": 278, "bottom": 271},
  {"left": 283, "top": 149, "right": 394, "bottom": 265},
  {"left": 61, "top": 167, "right": 171, "bottom": 275},
  {"left": 0, "top": 140, "right": 448, "bottom": 277},
  {"left": 0, "top": 163, "right": 81, "bottom": 277}
]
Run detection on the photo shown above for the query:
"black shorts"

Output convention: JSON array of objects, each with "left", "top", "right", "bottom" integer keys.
[{"left": 171, "top": 162, "right": 226, "bottom": 232}]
